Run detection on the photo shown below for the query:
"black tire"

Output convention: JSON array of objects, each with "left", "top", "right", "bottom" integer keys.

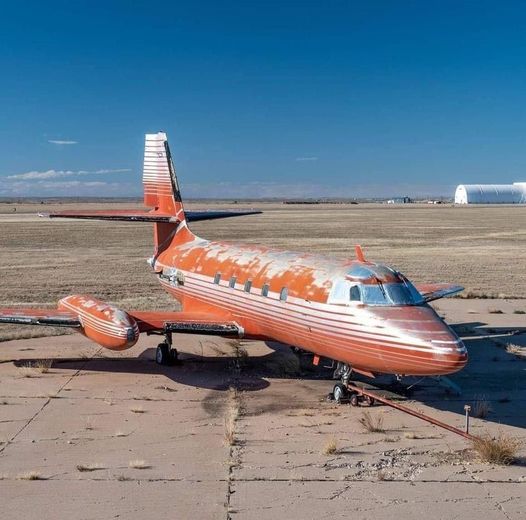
[
  {"left": 363, "top": 395, "right": 375, "bottom": 407},
  {"left": 156, "top": 343, "right": 171, "bottom": 365},
  {"left": 332, "top": 383, "right": 348, "bottom": 404},
  {"left": 350, "top": 393, "right": 359, "bottom": 407},
  {"left": 170, "top": 347, "right": 179, "bottom": 364}
]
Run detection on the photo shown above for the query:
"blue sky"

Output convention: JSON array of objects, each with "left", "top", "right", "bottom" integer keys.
[{"left": 1, "top": 1, "right": 526, "bottom": 198}]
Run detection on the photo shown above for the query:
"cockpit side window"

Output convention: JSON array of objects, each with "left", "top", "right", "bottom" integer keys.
[
  {"left": 349, "top": 285, "right": 361, "bottom": 302},
  {"left": 328, "top": 279, "right": 361, "bottom": 305}
]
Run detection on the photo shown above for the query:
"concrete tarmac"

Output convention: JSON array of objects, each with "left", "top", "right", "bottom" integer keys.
[{"left": 0, "top": 299, "right": 525, "bottom": 519}]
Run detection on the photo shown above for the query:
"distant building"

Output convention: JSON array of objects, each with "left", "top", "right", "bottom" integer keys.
[
  {"left": 387, "top": 196, "right": 412, "bottom": 204},
  {"left": 454, "top": 183, "right": 526, "bottom": 204}
]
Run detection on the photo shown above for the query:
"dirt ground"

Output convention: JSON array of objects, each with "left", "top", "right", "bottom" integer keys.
[{"left": 0, "top": 203, "right": 525, "bottom": 519}]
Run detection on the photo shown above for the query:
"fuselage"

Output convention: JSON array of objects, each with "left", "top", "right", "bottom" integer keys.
[{"left": 155, "top": 227, "right": 467, "bottom": 376}]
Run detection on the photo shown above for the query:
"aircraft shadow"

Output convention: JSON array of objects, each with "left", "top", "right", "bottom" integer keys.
[
  {"left": 409, "top": 321, "right": 526, "bottom": 431},
  {"left": 12, "top": 321, "right": 526, "bottom": 429}
]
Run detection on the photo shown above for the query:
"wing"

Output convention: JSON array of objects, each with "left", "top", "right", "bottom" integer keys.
[
  {"left": 42, "top": 209, "right": 261, "bottom": 223},
  {"left": 0, "top": 308, "right": 80, "bottom": 327},
  {"left": 415, "top": 283, "right": 464, "bottom": 302},
  {"left": 129, "top": 311, "right": 242, "bottom": 337}
]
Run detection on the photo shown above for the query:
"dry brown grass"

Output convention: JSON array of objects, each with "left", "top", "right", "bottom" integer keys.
[
  {"left": 224, "top": 386, "right": 244, "bottom": 447},
  {"left": 359, "top": 411, "right": 385, "bottom": 433},
  {"left": 34, "top": 359, "right": 53, "bottom": 373},
  {"left": 263, "top": 352, "right": 301, "bottom": 377},
  {"left": 471, "top": 433, "right": 522, "bottom": 465},
  {"left": 505, "top": 343, "right": 526, "bottom": 358},
  {"left": 18, "top": 363, "right": 38, "bottom": 378},
  {"left": 128, "top": 459, "right": 150, "bottom": 469},
  {"left": 488, "top": 308, "right": 504, "bottom": 314},
  {"left": 16, "top": 470, "right": 46, "bottom": 480},
  {"left": 473, "top": 396, "right": 491, "bottom": 419},
  {"left": 322, "top": 437, "right": 338, "bottom": 455}
]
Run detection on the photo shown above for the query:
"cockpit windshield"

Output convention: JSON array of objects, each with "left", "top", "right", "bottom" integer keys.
[
  {"left": 327, "top": 264, "right": 424, "bottom": 307},
  {"left": 358, "top": 279, "right": 423, "bottom": 306}
]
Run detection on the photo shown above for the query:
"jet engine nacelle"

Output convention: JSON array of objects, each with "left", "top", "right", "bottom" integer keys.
[{"left": 58, "top": 295, "right": 139, "bottom": 350}]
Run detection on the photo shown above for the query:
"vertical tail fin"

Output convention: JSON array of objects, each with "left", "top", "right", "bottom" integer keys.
[
  {"left": 143, "top": 132, "right": 193, "bottom": 263},
  {"left": 143, "top": 132, "right": 186, "bottom": 222}
]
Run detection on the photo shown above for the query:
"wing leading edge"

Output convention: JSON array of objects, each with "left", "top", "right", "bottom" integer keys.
[{"left": 415, "top": 283, "right": 464, "bottom": 302}]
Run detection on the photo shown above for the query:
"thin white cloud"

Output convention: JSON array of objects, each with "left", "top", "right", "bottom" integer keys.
[
  {"left": 0, "top": 179, "right": 137, "bottom": 197},
  {"left": 48, "top": 139, "right": 78, "bottom": 145},
  {"left": 295, "top": 156, "right": 318, "bottom": 162},
  {"left": 7, "top": 168, "right": 131, "bottom": 180}
]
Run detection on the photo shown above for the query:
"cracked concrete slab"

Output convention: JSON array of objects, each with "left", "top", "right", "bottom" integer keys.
[{"left": 0, "top": 300, "right": 525, "bottom": 519}]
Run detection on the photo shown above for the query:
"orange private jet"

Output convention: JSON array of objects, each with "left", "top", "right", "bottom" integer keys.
[{"left": 0, "top": 132, "right": 467, "bottom": 400}]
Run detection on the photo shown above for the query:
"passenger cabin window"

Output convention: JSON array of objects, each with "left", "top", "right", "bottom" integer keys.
[
  {"left": 244, "top": 280, "right": 252, "bottom": 293},
  {"left": 279, "top": 287, "right": 288, "bottom": 302},
  {"left": 229, "top": 276, "right": 237, "bottom": 289},
  {"left": 213, "top": 273, "right": 221, "bottom": 285},
  {"left": 261, "top": 283, "right": 270, "bottom": 297}
]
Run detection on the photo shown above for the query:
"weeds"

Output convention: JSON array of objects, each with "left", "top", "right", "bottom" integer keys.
[
  {"left": 359, "top": 411, "right": 385, "bottom": 433},
  {"left": 128, "top": 459, "right": 150, "bottom": 469},
  {"left": 506, "top": 343, "right": 526, "bottom": 358},
  {"left": 488, "top": 308, "right": 504, "bottom": 314},
  {"left": 471, "top": 433, "right": 521, "bottom": 465},
  {"left": 473, "top": 396, "right": 491, "bottom": 419},
  {"left": 76, "top": 463, "right": 104, "bottom": 472},
  {"left": 16, "top": 471, "right": 46, "bottom": 480},
  {"left": 224, "top": 386, "right": 243, "bottom": 446},
  {"left": 34, "top": 359, "right": 52, "bottom": 373},
  {"left": 322, "top": 437, "right": 338, "bottom": 455}
]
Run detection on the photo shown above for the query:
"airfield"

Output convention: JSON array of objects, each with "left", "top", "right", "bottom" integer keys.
[{"left": 1, "top": 202, "right": 525, "bottom": 519}]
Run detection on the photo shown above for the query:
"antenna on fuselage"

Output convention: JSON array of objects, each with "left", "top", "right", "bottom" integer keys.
[{"left": 355, "top": 245, "right": 366, "bottom": 263}]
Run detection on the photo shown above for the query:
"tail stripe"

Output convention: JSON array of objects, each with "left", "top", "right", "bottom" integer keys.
[{"left": 142, "top": 132, "right": 184, "bottom": 216}]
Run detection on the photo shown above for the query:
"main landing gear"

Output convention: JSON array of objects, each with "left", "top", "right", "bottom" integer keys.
[
  {"left": 329, "top": 362, "right": 375, "bottom": 407},
  {"left": 155, "top": 331, "right": 179, "bottom": 366}
]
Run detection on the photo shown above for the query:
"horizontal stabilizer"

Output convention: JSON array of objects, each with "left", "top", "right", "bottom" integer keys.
[
  {"left": 43, "top": 209, "right": 261, "bottom": 223},
  {"left": 415, "top": 283, "right": 464, "bottom": 302}
]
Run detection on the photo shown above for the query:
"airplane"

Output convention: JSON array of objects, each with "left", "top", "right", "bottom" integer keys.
[{"left": 0, "top": 132, "right": 468, "bottom": 403}]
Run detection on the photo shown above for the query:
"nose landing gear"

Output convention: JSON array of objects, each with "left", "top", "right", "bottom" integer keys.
[{"left": 329, "top": 362, "right": 375, "bottom": 406}]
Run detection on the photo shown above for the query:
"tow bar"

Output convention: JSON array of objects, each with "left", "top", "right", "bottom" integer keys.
[{"left": 346, "top": 383, "right": 475, "bottom": 441}]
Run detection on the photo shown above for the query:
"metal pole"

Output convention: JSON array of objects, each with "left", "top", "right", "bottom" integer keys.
[{"left": 464, "top": 405, "right": 471, "bottom": 434}]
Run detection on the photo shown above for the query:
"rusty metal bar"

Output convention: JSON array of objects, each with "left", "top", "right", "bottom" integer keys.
[{"left": 346, "top": 383, "right": 476, "bottom": 441}]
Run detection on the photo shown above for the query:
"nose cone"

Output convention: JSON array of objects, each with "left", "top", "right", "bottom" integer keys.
[{"left": 369, "top": 304, "right": 468, "bottom": 375}]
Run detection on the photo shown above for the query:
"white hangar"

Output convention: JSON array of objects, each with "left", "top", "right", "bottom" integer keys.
[{"left": 454, "top": 183, "right": 526, "bottom": 204}]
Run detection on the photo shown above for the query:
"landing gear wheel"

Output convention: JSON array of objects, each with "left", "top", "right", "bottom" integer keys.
[
  {"left": 332, "top": 383, "right": 348, "bottom": 404},
  {"left": 169, "top": 347, "right": 179, "bottom": 364},
  {"left": 156, "top": 343, "right": 171, "bottom": 365},
  {"left": 363, "top": 395, "right": 375, "bottom": 407},
  {"left": 349, "top": 393, "right": 359, "bottom": 407}
]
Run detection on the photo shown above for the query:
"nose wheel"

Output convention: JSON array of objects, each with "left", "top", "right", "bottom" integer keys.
[
  {"left": 332, "top": 383, "right": 349, "bottom": 404},
  {"left": 328, "top": 362, "right": 375, "bottom": 407}
]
